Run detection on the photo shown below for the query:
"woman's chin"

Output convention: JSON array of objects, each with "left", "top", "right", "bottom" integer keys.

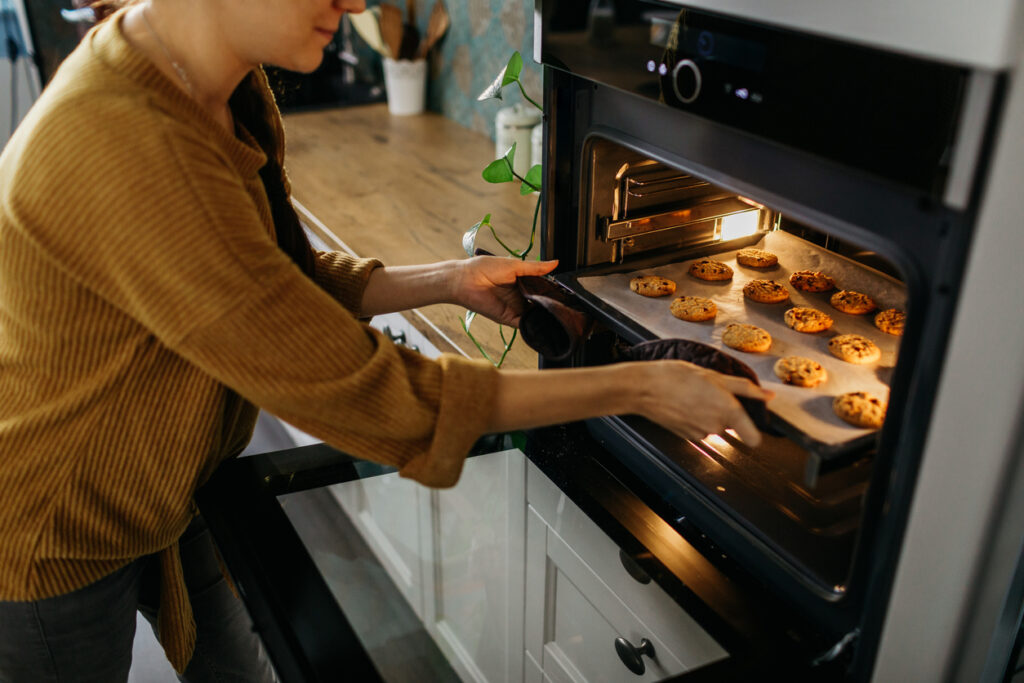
[{"left": 272, "top": 54, "right": 325, "bottom": 74}]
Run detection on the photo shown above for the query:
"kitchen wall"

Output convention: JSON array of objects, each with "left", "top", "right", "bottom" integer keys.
[
  {"left": 0, "top": 54, "right": 37, "bottom": 144},
  {"left": 383, "top": 0, "right": 542, "bottom": 140}
]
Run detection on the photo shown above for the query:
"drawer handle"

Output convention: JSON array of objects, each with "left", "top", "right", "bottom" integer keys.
[
  {"left": 614, "top": 636, "right": 655, "bottom": 676},
  {"left": 381, "top": 325, "right": 407, "bottom": 346},
  {"left": 619, "top": 549, "right": 652, "bottom": 584}
]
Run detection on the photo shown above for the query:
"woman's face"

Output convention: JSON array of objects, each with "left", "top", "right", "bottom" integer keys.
[{"left": 220, "top": 0, "right": 367, "bottom": 74}]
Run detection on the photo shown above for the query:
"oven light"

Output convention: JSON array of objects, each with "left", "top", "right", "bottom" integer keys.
[
  {"left": 719, "top": 211, "right": 760, "bottom": 241},
  {"left": 703, "top": 434, "right": 730, "bottom": 448}
]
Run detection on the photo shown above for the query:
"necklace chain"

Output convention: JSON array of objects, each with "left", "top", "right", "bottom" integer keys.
[{"left": 140, "top": 6, "right": 193, "bottom": 96}]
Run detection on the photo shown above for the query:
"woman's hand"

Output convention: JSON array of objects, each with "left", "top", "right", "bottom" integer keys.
[
  {"left": 451, "top": 256, "right": 558, "bottom": 327},
  {"left": 635, "top": 360, "right": 772, "bottom": 446},
  {"left": 488, "top": 361, "right": 773, "bottom": 448}
]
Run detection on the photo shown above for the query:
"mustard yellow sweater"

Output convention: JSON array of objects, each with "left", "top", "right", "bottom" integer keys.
[{"left": 0, "top": 9, "right": 496, "bottom": 671}]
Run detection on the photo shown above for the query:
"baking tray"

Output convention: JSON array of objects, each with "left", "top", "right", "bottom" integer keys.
[{"left": 577, "top": 230, "right": 905, "bottom": 458}]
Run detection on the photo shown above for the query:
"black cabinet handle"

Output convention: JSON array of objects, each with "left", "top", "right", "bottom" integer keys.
[
  {"left": 618, "top": 549, "right": 652, "bottom": 584},
  {"left": 614, "top": 636, "right": 655, "bottom": 676},
  {"left": 381, "top": 326, "right": 407, "bottom": 346}
]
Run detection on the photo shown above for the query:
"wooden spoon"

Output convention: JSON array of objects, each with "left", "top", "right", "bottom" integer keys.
[
  {"left": 378, "top": 3, "right": 405, "bottom": 61},
  {"left": 416, "top": 0, "right": 450, "bottom": 59}
]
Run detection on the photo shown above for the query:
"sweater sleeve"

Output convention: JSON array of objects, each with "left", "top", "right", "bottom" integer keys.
[
  {"left": 312, "top": 249, "right": 381, "bottom": 315},
  {"left": 7, "top": 97, "right": 498, "bottom": 488}
]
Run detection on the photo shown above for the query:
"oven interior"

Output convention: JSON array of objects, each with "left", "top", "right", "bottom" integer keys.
[{"left": 554, "top": 136, "right": 910, "bottom": 593}]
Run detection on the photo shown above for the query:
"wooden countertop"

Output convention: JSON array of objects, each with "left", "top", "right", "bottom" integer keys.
[{"left": 283, "top": 104, "right": 539, "bottom": 370}]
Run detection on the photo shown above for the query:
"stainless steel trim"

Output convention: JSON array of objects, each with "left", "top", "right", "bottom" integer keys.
[
  {"left": 944, "top": 69, "right": 998, "bottom": 210},
  {"left": 604, "top": 196, "right": 756, "bottom": 239}
]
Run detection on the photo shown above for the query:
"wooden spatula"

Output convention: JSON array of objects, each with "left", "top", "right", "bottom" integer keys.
[
  {"left": 378, "top": 3, "right": 405, "bottom": 61},
  {"left": 416, "top": 0, "right": 450, "bottom": 59}
]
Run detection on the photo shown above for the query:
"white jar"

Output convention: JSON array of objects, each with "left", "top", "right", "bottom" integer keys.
[
  {"left": 383, "top": 58, "right": 427, "bottom": 116},
  {"left": 495, "top": 104, "right": 542, "bottom": 177}
]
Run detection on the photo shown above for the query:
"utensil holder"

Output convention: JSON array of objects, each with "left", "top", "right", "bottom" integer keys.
[{"left": 383, "top": 58, "right": 427, "bottom": 115}]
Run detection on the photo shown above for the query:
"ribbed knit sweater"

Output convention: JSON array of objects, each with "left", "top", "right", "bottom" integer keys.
[{"left": 0, "top": 9, "right": 497, "bottom": 671}]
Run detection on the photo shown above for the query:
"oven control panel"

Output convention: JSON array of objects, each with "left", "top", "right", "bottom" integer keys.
[{"left": 540, "top": 0, "right": 969, "bottom": 196}]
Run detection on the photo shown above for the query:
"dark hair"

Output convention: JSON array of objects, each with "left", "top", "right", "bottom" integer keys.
[
  {"left": 229, "top": 78, "right": 317, "bottom": 279},
  {"left": 91, "top": 0, "right": 317, "bottom": 280}
]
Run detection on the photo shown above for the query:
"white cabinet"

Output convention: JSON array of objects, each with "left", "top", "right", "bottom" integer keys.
[
  {"left": 331, "top": 470, "right": 431, "bottom": 617},
  {"left": 421, "top": 449, "right": 527, "bottom": 683},
  {"left": 524, "top": 460, "right": 727, "bottom": 682},
  {"left": 304, "top": 313, "right": 726, "bottom": 683},
  {"left": 330, "top": 449, "right": 527, "bottom": 683}
]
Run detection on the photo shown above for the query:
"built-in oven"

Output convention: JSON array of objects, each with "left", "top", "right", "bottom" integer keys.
[
  {"left": 192, "top": 3, "right": 1022, "bottom": 681},
  {"left": 526, "top": 1, "right": 1024, "bottom": 680}
]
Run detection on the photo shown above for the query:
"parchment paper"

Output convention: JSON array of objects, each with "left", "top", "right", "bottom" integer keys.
[{"left": 578, "top": 231, "right": 906, "bottom": 453}]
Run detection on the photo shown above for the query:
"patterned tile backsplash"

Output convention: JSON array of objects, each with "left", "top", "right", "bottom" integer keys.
[{"left": 362, "top": 0, "right": 542, "bottom": 141}]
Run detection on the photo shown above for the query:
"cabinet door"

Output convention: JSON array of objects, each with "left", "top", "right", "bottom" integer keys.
[
  {"left": 525, "top": 462, "right": 726, "bottom": 682},
  {"left": 526, "top": 507, "right": 684, "bottom": 683},
  {"left": 421, "top": 449, "right": 528, "bottom": 683},
  {"left": 330, "top": 473, "right": 430, "bottom": 618}
]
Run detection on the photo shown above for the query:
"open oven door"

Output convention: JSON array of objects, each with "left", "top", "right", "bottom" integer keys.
[{"left": 198, "top": 433, "right": 850, "bottom": 683}]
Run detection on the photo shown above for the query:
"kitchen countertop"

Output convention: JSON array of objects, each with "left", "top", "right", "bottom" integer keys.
[{"left": 282, "top": 104, "right": 540, "bottom": 370}]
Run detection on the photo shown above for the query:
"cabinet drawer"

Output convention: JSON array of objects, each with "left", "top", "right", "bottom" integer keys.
[
  {"left": 526, "top": 461, "right": 726, "bottom": 673},
  {"left": 528, "top": 505, "right": 683, "bottom": 682}
]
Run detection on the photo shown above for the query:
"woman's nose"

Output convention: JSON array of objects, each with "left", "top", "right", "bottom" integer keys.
[{"left": 337, "top": 0, "right": 367, "bottom": 14}]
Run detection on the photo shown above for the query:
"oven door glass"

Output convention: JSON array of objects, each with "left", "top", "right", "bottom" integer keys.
[{"left": 197, "top": 441, "right": 841, "bottom": 682}]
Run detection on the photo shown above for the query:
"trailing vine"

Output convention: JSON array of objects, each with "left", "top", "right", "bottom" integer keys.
[{"left": 460, "top": 52, "right": 543, "bottom": 367}]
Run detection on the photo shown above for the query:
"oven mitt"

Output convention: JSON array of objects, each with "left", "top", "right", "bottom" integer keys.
[
  {"left": 621, "top": 338, "right": 771, "bottom": 431},
  {"left": 515, "top": 274, "right": 596, "bottom": 362},
  {"left": 472, "top": 248, "right": 595, "bottom": 362}
]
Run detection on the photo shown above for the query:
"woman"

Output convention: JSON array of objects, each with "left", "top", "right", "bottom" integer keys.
[{"left": 0, "top": 0, "right": 772, "bottom": 680}]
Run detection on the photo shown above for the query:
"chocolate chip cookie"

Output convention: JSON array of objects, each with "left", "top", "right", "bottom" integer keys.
[
  {"left": 688, "top": 258, "right": 734, "bottom": 281},
  {"left": 773, "top": 356, "right": 828, "bottom": 388},
  {"left": 830, "top": 290, "right": 877, "bottom": 315},
  {"left": 828, "top": 333, "right": 881, "bottom": 364},
  {"left": 784, "top": 306, "right": 834, "bottom": 333},
  {"left": 736, "top": 248, "right": 778, "bottom": 268},
  {"left": 743, "top": 279, "right": 790, "bottom": 303},
  {"left": 789, "top": 270, "right": 836, "bottom": 293},
  {"left": 874, "top": 308, "right": 906, "bottom": 336},
  {"left": 629, "top": 275, "right": 677, "bottom": 297},
  {"left": 722, "top": 323, "right": 772, "bottom": 353},
  {"left": 833, "top": 391, "right": 887, "bottom": 429},
  {"left": 670, "top": 295, "right": 717, "bottom": 322}
]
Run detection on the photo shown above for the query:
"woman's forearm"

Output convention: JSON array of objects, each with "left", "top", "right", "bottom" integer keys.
[
  {"left": 487, "top": 361, "right": 770, "bottom": 446},
  {"left": 358, "top": 262, "right": 458, "bottom": 317},
  {"left": 485, "top": 365, "right": 639, "bottom": 434}
]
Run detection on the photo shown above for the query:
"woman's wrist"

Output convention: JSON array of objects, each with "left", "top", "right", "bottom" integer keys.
[{"left": 442, "top": 258, "right": 467, "bottom": 307}]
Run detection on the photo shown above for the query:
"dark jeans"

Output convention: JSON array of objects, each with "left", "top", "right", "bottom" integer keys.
[{"left": 0, "top": 517, "right": 278, "bottom": 683}]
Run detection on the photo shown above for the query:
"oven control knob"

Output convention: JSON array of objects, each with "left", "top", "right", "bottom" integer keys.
[{"left": 672, "top": 59, "right": 702, "bottom": 104}]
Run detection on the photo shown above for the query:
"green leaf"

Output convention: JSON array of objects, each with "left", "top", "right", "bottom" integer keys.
[
  {"left": 464, "top": 310, "right": 477, "bottom": 331},
  {"left": 477, "top": 66, "right": 508, "bottom": 101},
  {"left": 502, "top": 52, "right": 523, "bottom": 86},
  {"left": 482, "top": 144, "right": 516, "bottom": 183},
  {"left": 520, "top": 163, "right": 542, "bottom": 195},
  {"left": 462, "top": 214, "right": 491, "bottom": 256},
  {"left": 477, "top": 52, "right": 525, "bottom": 101}
]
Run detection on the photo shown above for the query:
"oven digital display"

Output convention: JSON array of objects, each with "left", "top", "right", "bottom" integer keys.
[{"left": 541, "top": 0, "right": 968, "bottom": 197}]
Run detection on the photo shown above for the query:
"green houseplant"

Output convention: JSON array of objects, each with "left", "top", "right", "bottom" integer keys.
[{"left": 460, "top": 52, "right": 543, "bottom": 367}]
